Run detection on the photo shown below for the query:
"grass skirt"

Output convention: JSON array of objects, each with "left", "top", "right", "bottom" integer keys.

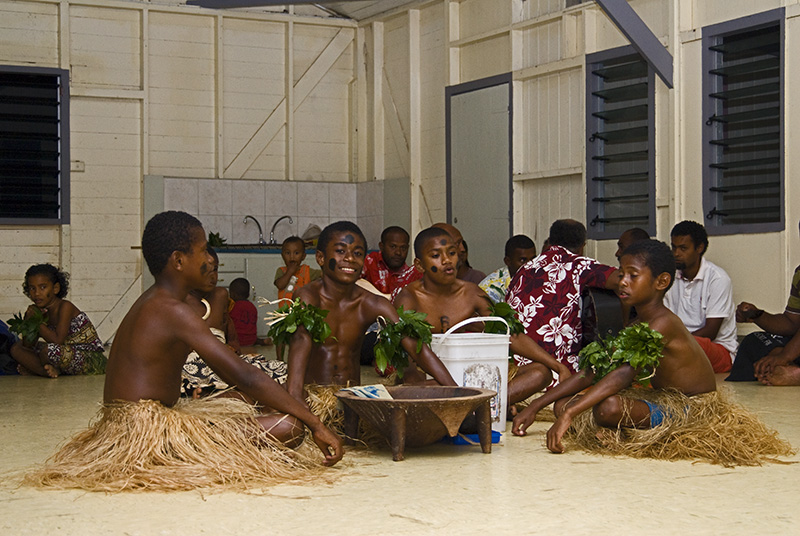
[
  {"left": 25, "top": 397, "right": 324, "bottom": 492},
  {"left": 305, "top": 384, "right": 386, "bottom": 447},
  {"left": 566, "top": 387, "right": 794, "bottom": 467}
]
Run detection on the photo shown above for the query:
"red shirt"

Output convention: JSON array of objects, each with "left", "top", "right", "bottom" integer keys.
[
  {"left": 229, "top": 299, "right": 258, "bottom": 346},
  {"left": 362, "top": 251, "right": 422, "bottom": 295},
  {"left": 506, "top": 245, "right": 616, "bottom": 373}
]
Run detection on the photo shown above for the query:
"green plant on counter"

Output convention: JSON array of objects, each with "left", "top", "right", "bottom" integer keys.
[
  {"left": 578, "top": 322, "right": 664, "bottom": 386},
  {"left": 374, "top": 307, "right": 433, "bottom": 379},
  {"left": 266, "top": 298, "right": 332, "bottom": 347},
  {"left": 7, "top": 308, "right": 47, "bottom": 345},
  {"left": 208, "top": 231, "right": 227, "bottom": 248}
]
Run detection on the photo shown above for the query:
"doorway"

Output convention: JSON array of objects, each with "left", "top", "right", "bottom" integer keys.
[{"left": 446, "top": 73, "right": 512, "bottom": 275}]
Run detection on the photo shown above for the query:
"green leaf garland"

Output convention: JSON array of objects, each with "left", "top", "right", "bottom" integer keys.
[
  {"left": 266, "top": 298, "right": 332, "bottom": 347},
  {"left": 8, "top": 308, "right": 47, "bottom": 345},
  {"left": 577, "top": 322, "right": 664, "bottom": 386},
  {"left": 374, "top": 307, "right": 433, "bottom": 379},
  {"left": 483, "top": 300, "right": 525, "bottom": 335}
]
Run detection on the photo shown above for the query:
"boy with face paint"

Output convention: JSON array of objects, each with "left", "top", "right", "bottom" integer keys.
[
  {"left": 394, "top": 227, "right": 572, "bottom": 411},
  {"left": 513, "top": 240, "right": 717, "bottom": 453},
  {"left": 285, "top": 221, "right": 457, "bottom": 404}
]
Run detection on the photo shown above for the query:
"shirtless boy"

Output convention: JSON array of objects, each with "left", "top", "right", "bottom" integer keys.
[
  {"left": 286, "top": 221, "right": 456, "bottom": 403},
  {"left": 105, "top": 211, "right": 342, "bottom": 464},
  {"left": 511, "top": 239, "right": 716, "bottom": 454},
  {"left": 394, "top": 227, "right": 572, "bottom": 406}
]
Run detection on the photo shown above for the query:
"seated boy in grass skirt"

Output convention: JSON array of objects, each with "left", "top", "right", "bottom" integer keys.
[
  {"left": 25, "top": 211, "right": 342, "bottom": 492},
  {"left": 394, "top": 227, "right": 572, "bottom": 419},
  {"left": 283, "top": 221, "right": 457, "bottom": 434},
  {"left": 512, "top": 240, "right": 793, "bottom": 467}
]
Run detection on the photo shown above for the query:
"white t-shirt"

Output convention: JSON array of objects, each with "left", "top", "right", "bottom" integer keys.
[{"left": 664, "top": 258, "right": 738, "bottom": 356}]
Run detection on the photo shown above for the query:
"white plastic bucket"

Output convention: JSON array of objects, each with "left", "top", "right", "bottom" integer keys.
[{"left": 431, "top": 317, "right": 510, "bottom": 433}]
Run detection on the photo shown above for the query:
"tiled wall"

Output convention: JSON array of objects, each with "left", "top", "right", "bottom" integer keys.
[{"left": 162, "top": 177, "right": 384, "bottom": 249}]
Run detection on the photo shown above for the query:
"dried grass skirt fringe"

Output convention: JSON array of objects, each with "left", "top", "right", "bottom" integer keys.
[
  {"left": 25, "top": 397, "right": 325, "bottom": 492},
  {"left": 566, "top": 387, "right": 794, "bottom": 467}
]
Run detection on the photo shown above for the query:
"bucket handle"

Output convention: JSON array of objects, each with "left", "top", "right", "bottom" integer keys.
[{"left": 435, "top": 316, "right": 510, "bottom": 349}]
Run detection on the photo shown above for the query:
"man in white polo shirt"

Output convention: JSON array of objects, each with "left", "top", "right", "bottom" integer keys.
[{"left": 664, "top": 220, "right": 737, "bottom": 373}]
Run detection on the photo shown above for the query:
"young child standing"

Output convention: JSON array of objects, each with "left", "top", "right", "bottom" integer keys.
[
  {"left": 394, "top": 227, "right": 570, "bottom": 411},
  {"left": 275, "top": 236, "right": 321, "bottom": 300},
  {"left": 28, "top": 211, "right": 342, "bottom": 492},
  {"left": 511, "top": 240, "right": 790, "bottom": 465},
  {"left": 10, "top": 264, "right": 105, "bottom": 377}
]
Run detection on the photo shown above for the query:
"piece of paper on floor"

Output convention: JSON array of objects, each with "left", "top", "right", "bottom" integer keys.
[{"left": 339, "top": 384, "right": 393, "bottom": 399}]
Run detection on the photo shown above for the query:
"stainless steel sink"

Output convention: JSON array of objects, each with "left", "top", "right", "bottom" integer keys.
[{"left": 214, "top": 244, "right": 283, "bottom": 252}]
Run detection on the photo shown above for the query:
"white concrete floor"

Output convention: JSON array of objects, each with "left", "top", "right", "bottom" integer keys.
[{"left": 1, "top": 372, "right": 798, "bottom": 536}]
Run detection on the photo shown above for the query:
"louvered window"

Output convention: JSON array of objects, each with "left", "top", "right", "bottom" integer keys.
[
  {"left": 586, "top": 47, "right": 654, "bottom": 240},
  {"left": 0, "top": 66, "right": 69, "bottom": 224},
  {"left": 703, "top": 10, "right": 783, "bottom": 234}
]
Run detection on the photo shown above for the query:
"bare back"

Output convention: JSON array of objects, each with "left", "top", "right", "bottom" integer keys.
[
  {"left": 104, "top": 286, "right": 237, "bottom": 406},
  {"left": 641, "top": 305, "right": 716, "bottom": 396}
]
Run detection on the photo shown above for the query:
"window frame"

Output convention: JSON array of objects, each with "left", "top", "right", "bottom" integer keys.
[
  {"left": 0, "top": 65, "right": 70, "bottom": 225},
  {"left": 585, "top": 45, "right": 656, "bottom": 241},
  {"left": 701, "top": 8, "right": 784, "bottom": 236}
]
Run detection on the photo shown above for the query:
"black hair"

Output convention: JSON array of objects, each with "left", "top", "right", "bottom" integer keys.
[
  {"left": 281, "top": 236, "right": 305, "bottom": 249},
  {"left": 317, "top": 221, "right": 367, "bottom": 252},
  {"left": 548, "top": 219, "right": 587, "bottom": 252},
  {"left": 23, "top": 264, "right": 69, "bottom": 299},
  {"left": 622, "top": 227, "right": 650, "bottom": 242},
  {"left": 229, "top": 277, "right": 250, "bottom": 300},
  {"left": 413, "top": 227, "right": 451, "bottom": 259},
  {"left": 142, "top": 211, "right": 204, "bottom": 276},
  {"left": 381, "top": 225, "right": 410, "bottom": 243},
  {"left": 622, "top": 239, "right": 676, "bottom": 291},
  {"left": 670, "top": 220, "right": 709, "bottom": 255},
  {"left": 505, "top": 234, "right": 536, "bottom": 257}
]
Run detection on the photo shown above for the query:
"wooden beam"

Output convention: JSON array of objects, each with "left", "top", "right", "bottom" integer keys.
[
  {"left": 595, "top": 0, "right": 673, "bottom": 88},
  {"left": 224, "top": 28, "right": 353, "bottom": 178}
]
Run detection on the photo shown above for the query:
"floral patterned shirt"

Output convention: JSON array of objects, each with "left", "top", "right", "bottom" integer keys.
[{"left": 506, "top": 245, "right": 617, "bottom": 373}]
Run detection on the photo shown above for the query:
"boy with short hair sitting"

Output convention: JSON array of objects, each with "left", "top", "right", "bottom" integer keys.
[
  {"left": 286, "top": 221, "right": 456, "bottom": 408},
  {"left": 511, "top": 240, "right": 791, "bottom": 466},
  {"left": 29, "top": 211, "right": 342, "bottom": 491},
  {"left": 479, "top": 234, "right": 537, "bottom": 304},
  {"left": 394, "top": 227, "right": 571, "bottom": 411}
]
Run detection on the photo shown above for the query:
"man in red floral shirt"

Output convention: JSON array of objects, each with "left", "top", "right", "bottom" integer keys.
[
  {"left": 361, "top": 226, "right": 421, "bottom": 296},
  {"left": 506, "top": 219, "right": 620, "bottom": 378}
]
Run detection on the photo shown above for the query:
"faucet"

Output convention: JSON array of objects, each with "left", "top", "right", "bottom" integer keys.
[
  {"left": 269, "top": 215, "right": 294, "bottom": 245},
  {"left": 243, "top": 215, "right": 267, "bottom": 245}
]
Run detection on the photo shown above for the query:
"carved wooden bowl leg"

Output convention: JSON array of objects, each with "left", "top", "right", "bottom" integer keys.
[
  {"left": 476, "top": 399, "right": 492, "bottom": 454},
  {"left": 390, "top": 406, "right": 408, "bottom": 461},
  {"left": 342, "top": 404, "right": 360, "bottom": 446}
]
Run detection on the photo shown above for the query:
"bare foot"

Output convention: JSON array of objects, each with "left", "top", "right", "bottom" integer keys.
[
  {"left": 17, "top": 364, "right": 32, "bottom": 375},
  {"left": 762, "top": 365, "right": 800, "bottom": 386},
  {"left": 43, "top": 364, "right": 60, "bottom": 378},
  {"left": 507, "top": 404, "right": 521, "bottom": 420}
]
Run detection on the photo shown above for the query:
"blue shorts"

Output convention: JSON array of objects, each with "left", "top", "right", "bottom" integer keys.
[
  {"left": 643, "top": 399, "right": 690, "bottom": 428},
  {"left": 644, "top": 400, "right": 667, "bottom": 428}
]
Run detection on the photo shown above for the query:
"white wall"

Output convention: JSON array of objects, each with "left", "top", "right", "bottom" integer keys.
[
  {"left": 362, "top": 0, "right": 800, "bottom": 318},
  {"left": 0, "top": 0, "right": 357, "bottom": 335},
  {"left": 1, "top": 0, "right": 799, "bottom": 335}
]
